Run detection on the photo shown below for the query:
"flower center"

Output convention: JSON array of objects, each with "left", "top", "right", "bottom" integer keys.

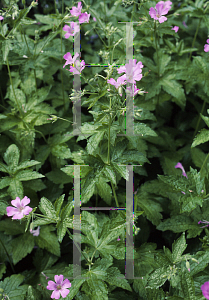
[
  {"left": 56, "top": 284, "right": 62, "bottom": 290},
  {"left": 18, "top": 206, "right": 24, "bottom": 212}
]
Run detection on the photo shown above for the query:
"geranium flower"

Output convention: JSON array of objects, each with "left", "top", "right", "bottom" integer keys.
[
  {"left": 47, "top": 275, "right": 71, "bottom": 299},
  {"left": 6, "top": 196, "right": 33, "bottom": 220},
  {"left": 149, "top": 1, "right": 172, "bottom": 23},
  {"left": 126, "top": 85, "right": 140, "bottom": 97},
  {"left": 79, "top": 12, "right": 90, "bottom": 24},
  {"left": 175, "top": 162, "right": 188, "bottom": 178},
  {"left": 63, "top": 52, "right": 79, "bottom": 68},
  {"left": 68, "top": 60, "right": 85, "bottom": 74},
  {"left": 107, "top": 74, "right": 126, "bottom": 96},
  {"left": 0, "top": 16, "right": 3, "bottom": 21},
  {"left": 30, "top": 226, "right": 40, "bottom": 236},
  {"left": 201, "top": 281, "right": 209, "bottom": 300},
  {"left": 204, "top": 39, "right": 209, "bottom": 52},
  {"left": 63, "top": 22, "right": 79, "bottom": 38},
  {"left": 70, "top": 1, "right": 82, "bottom": 17},
  {"left": 117, "top": 59, "right": 144, "bottom": 84},
  {"left": 171, "top": 26, "right": 179, "bottom": 32}
]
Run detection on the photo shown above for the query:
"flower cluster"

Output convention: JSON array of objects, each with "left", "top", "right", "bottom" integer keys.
[
  {"left": 63, "top": 52, "right": 85, "bottom": 75},
  {"left": 107, "top": 59, "right": 144, "bottom": 97}
]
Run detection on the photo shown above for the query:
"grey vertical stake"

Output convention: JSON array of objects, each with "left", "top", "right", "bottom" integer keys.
[
  {"left": 117, "top": 165, "right": 142, "bottom": 279},
  {"left": 68, "top": 165, "right": 90, "bottom": 280},
  {"left": 73, "top": 165, "right": 81, "bottom": 278}
]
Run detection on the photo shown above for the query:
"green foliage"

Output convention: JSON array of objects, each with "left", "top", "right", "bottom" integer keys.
[{"left": 0, "top": 0, "right": 209, "bottom": 299}]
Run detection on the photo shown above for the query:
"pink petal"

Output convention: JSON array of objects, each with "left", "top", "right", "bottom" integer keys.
[
  {"left": 60, "top": 288, "right": 70, "bottom": 298},
  {"left": 21, "top": 196, "right": 30, "bottom": 206},
  {"left": 47, "top": 281, "right": 57, "bottom": 290},
  {"left": 51, "top": 290, "right": 61, "bottom": 299},
  {"left": 55, "top": 275, "right": 63, "bottom": 284},
  {"left": 11, "top": 197, "right": 21, "bottom": 207}
]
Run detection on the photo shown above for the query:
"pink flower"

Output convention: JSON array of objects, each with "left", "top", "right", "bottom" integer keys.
[
  {"left": 198, "top": 220, "right": 209, "bottom": 228},
  {"left": 204, "top": 39, "right": 209, "bottom": 52},
  {"left": 6, "top": 196, "right": 33, "bottom": 220},
  {"left": 117, "top": 236, "right": 121, "bottom": 241},
  {"left": 30, "top": 226, "right": 40, "bottom": 236},
  {"left": 63, "top": 52, "right": 79, "bottom": 68},
  {"left": 93, "top": 17, "right": 96, "bottom": 22},
  {"left": 171, "top": 26, "right": 179, "bottom": 32},
  {"left": 175, "top": 162, "right": 188, "bottom": 178},
  {"left": 126, "top": 85, "right": 140, "bottom": 97},
  {"left": 117, "top": 59, "right": 144, "bottom": 84},
  {"left": 149, "top": 1, "right": 172, "bottom": 23},
  {"left": 0, "top": 16, "right": 3, "bottom": 21},
  {"left": 107, "top": 74, "right": 126, "bottom": 96},
  {"left": 47, "top": 275, "right": 71, "bottom": 299},
  {"left": 201, "top": 281, "right": 209, "bottom": 300},
  {"left": 70, "top": 1, "right": 82, "bottom": 17},
  {"left": 79, "top": 12, "right": 90, "bottom": 24},
  {"left": 68, "top": 59, "right": 85, "bottom": 74},
  {"left": 63, "top": 22, "right": 79, "bottom": 38}
]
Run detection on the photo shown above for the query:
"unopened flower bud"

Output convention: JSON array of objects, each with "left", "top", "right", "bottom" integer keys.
[{"left": 186, "top": 261, "right": 190, "bottom": 271}]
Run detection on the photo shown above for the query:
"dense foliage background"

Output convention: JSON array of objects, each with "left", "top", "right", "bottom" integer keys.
[{"left": 0, "top": 0, "right": 209, "bottom": 299}]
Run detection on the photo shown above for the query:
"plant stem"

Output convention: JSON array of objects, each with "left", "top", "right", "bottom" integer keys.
[
  {"left": 193, "top": 100, "right": 206, "bottom": 139},
  {"left": 187, "top": 18, "right": 202, "bottom": 64},
  {"left": 6, "top": 58, "right": 23, "bottom": 117},
  {"left": 0, "top": 236, "right": 15, "bottom": 273},
  {"left": 200, "top": 152, "right": 209, "bottom": 175},
  {"left": 107, "top": 99, "right": 112, "bottom": 165}
]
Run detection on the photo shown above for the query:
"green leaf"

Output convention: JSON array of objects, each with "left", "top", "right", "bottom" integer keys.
[
  {"left": 105, "top": 267, "right": 132, "bottom": 291},
  {"left": 96, "top": 176, "right": 112, "bottom": 205},
  {"left": 0, "top": 274, "right": 28, "bottom": 300},
  {"left": 146, "top": 266, "right": 171, "bottom": 289},
  {"left": 191, "top": 129, "right": 209, "bottom": 147},
  {"left": 0, "top": 177, "right": 11, "bottom": 189},
  {"left": 65, "top": 278, "right": 86, "bottom": 300},
  {"left": 60, "top": 201, "right": 74, "bottom": 220},
  {"left": 36, "top": 225, "right": 60, "bottom": 256},
  {"left": 180, "top": 269, "right": 195, "bottom": 299},
  {"left": 102, "top": 165, "right": 117, "bottom": 185},
  {"left": 112, "top": 164, "right": 129, "bottom": 181},
  {"left": 38, "top": 197, "right": 57, "bottom": 219},
  {"left": 7, "top": 179, "right": 24, "bottom": 199},
  {"left": 46, "top": 169, "right": 72, "bottom": 184},
  {"left": 134, "top": 123, "right": 158, "bottom": 137},
  {"left": 86, "top": 131, "right": 105, "bottom": 155},
  {"left": 16, "top": 160, "right": 41, "bottom": 171},
  {"left": 81, "top": 177, "right": 96, "bottom": 204},
  {"left": 26, "top": 285, "right": 42, "bottom": 300},
  {"left": 172, "top": 232, "right": 187, "bottom": 262},
  {"left": 3, "top": 144, "right": 20, "bottom": 167},
  {"left": 81, "top": 279, "right": 108, "bottom": 300},
  {"left": 0, "top": 219, "right": 25, "bottom": 235},
  {"left": 0, "top": 200, "right": 7, "bottom": 215},
  {"left": 160, "top": 77, "right": 186, "bottom": 109},
  {"left": 51, "top": 144, "right": 72, "bottom": 159},
  {"left": 9, "top": 232, "right": 35, "bottom": 265},
  {"left": 15, "top": 170, "right": 45, "bottom": 181},
  {"left": 56, "top": 219, "right": 67, "bottom": 243},
  {"left": 137, "top": 192, "right": 163, "bottom": 226},
  {"left": 54, "top": 194, "right": 65, "bottom": 217}
]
